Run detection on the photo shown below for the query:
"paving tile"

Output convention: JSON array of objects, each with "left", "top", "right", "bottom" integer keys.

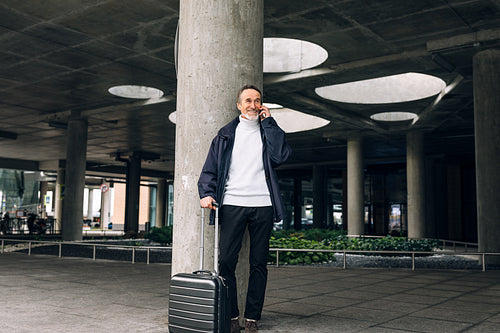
[
  {"left": 411, "top": 307, "right": 492, "bottom": 324},
  {"left": 461, "top": 322, "right": 500, "bottom": 332},
  {"left": 381, "top": 292, "right": 448, "bottom": 305},
  {"left": 268, "top": 314, "right": 376, "bottom": 333},
  {"left": 355, "top": 299, "right": 429, "bottom": 313},
  {"left": 324, "top": 305, "right": 406, "bottom": 323},
  {"left": 264, "top": 301, "right": 332, "bottom": 316},
  {"left": 381, "top": 316, "right": 473, "bottom": 332}
]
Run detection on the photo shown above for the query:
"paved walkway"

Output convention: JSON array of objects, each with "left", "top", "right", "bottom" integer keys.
[{"left": 0, "top": 252, "right": 499, "bottom": 332}]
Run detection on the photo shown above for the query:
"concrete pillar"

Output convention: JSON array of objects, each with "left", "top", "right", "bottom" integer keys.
[
  {"left": 62, "top": 117, "right": 87, "bottom": 241},
  {"left": 173, "top": 0, "right": 263, "bottom": 323},
  {"left": 473, "top": 49, "right": 500, "bottom": 263},
  {"left": 293, "top": 178, "right": 302, "bottom": 230},
  {"left": 406, "top": 131, "right": 426, "bottom": 239},
  {"left": 312, "top": 165, "right": 327, "bottom": 228},
  {"left": 101, "top": 181, "right": 111, "bottom": 230},
  {"left": 347, "top": 138, "right": 364, "bottom": 236},
  {"left": 54, "top": 165, "right": 65, "bottom": 233},
  {"left": 87, "top": 187, "right": 93, "bottom": 220},
  {"left": 125, "top": 152, "right": 141, "bottom": 234},
  {"left": 39, "top": 181, "right": 49, "bottom": 217},
  {"left": 446, "top": 164, "right": 462, "bottom": 240},
  {"left": 155, "top": 178, "right": 167, "bottom": 228},
  {"left": 342, "top": 170, "right": 348, "bottom": 232}
]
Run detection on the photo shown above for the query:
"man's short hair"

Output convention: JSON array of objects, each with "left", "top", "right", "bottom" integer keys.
[{"left": 237, "top": 84, "right": 262, "bottom": 103}]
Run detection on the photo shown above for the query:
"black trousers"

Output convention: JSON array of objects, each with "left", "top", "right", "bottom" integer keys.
[{"left": 218, "top": 205, "right": 274, "bottom": 321}]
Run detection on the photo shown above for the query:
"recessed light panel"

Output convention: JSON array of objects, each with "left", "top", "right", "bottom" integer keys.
[
  {"left": 315, "top": 73, "right": 445, "bottom": 104},
  {"left": 371, "top": 112, "right": 418, "bottom": 122},
  {"left": 264, "top": 38, "right": 328, "bottom": 73},
  {"left": 108, "top": 85, "right": 164, "bottom": 99}
]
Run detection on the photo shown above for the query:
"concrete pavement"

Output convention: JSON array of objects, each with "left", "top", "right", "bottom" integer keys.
[{"left": 1, "top": 252, "right": 499, "bottom": 332}]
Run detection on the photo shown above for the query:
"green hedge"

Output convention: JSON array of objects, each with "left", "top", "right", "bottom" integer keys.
[
  {"left": 268, "top": 236, "right": 336, "bottom": 265},
  {"left": 323, "top": 235, "right": 440, "bottom": 253},
  {"left": 145, "top": 226, "right": 172, "bottom": 245},
  {"left": 269, "top": 229, "right": 441, "bottom": 265}
]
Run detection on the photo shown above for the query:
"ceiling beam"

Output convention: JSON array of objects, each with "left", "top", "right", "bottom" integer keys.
[{"left": 41, "top": 95, "right": 175, "bottom": 122}]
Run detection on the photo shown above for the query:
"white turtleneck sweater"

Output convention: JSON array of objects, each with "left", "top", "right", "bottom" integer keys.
[{"left": 222, "top": 115, "right": 272, "bottom": 207}]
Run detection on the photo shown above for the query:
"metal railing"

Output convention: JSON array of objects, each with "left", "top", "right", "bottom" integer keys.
[
  {"left": 1, "top": 238, "right": 171, "bottom": 265},
  {"left": 439, "top": 239, "right": 478, "bottom": 252},
  {"left": 2, "top": 238, "right": 498, "bottom": 271},
  {"left": 269, "top": 247, "right": 500, "bottom": 272}
]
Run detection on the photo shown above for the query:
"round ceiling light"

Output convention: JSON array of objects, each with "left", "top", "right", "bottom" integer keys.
[
  {"left": 315, "top": 73, "right": 445, "bottom": 104},
  {"left": 370, "top": 112, "right": 418, "bottom": 122},
  {"left": 264, "top": 38, "right": 328, "bottom": 73},
  {"left": 108, "top": 85, "right": 164, "bottom": 99}
]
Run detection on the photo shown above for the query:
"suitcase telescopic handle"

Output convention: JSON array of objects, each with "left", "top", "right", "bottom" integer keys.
[{"left": 200, "top": 202, "right": 220, "bottom": 274}]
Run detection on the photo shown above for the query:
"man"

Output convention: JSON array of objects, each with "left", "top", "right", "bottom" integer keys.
[{"left": 198, "top": 84, "right": 291, "bottom": 333}]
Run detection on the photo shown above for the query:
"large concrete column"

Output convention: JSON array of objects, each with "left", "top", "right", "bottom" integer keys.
[
  {"left": 87, "top": 187, "right": 94, "bottom": 220},
  {"left": 173, "top": 0, "right": 263, "bottom": 323},
  {"left": 155, "top": 178, "right": 167, "bottom": 228},
  {"left": 312, "top": 165, "right": 327, "bottom": 228},
  {"left": 101, "top": 181, "right": 111, "bottom": 230},
  {"left": 125, "top": 152, "right": 141, "bottom": 234},
  {"left": 347, "top": 137, "right": 364, "bottom": 236},
  {"left": 473, "top": 49, "right": 500, "bottom": 263},
  {"left": 62, "top": 117, "right": 87, "bottom": 241},
  {"left": 39, "top": 181, "right": 49, "bottom": 217},
  {"left": 293, "top": 178, "right": 302, "bottom": 230},
  {"left": 407, "top": 131, "right": 426, "bottom": 239},
  {"left": 54, "top": 164, "right": 65, "bottom": 233}
]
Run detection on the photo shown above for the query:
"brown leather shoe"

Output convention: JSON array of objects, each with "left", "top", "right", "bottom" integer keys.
[
  {"left": 231, "top": 318, "right": 241, "bottom": 333},
  {"left": 245, "top": 320, "right": 258, "bottom": 333}
]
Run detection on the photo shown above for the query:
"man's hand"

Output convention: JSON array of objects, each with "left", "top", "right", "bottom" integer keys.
[
  {"left": 200, "top": 196, "right": 216, "bottom": 210},
  {"left": 258, "top": 104, "right": 271, "bottom": 121}
]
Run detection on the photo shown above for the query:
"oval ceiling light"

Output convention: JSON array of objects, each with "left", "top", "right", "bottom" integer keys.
[
  {"left": 264, "top": 38, "right": 328, "bottom": 73},
  {"left": 168, "top": 105, "right": 330, "bottom": 134},
  {"left": 370, "top": 112, "right": 418, "bottom": 122},
  {"left": 108, "top": 85, "right": 164, "bottom": 99},
  {"left": 263, "top": 104, "right": 330, "bottom": 133},
  {"left": 315, "top": 73, "right": 446, "bottom": 104}
]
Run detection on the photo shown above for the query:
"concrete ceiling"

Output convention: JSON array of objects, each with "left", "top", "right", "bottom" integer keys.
[{"left": 1, "top": 0, "right": 499, "bottom": 180}]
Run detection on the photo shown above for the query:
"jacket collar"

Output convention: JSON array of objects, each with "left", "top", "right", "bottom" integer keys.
[{"left": 217, "top": 116, "right": 240, "bottom": 138}]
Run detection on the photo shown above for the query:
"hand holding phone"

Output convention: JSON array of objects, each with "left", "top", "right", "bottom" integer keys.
[{"left": 258, "top": 104, "right": 271, "bottom": 121}]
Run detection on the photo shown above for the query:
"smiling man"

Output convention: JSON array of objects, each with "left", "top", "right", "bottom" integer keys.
[{"left": 198, "top": 84, "right": 291, "bottom": 332}]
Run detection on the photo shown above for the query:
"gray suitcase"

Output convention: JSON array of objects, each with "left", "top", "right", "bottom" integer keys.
[{"left": 168, "top": 204, "right": 230, "bottom": 333}]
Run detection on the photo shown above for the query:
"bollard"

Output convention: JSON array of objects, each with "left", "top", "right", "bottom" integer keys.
[{"left": 147, "top": 248, "right": 150, "bottom": 265}]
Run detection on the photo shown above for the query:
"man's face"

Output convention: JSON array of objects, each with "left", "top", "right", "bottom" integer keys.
[{"left": 237, "top": 88, "right": 262, "bottom": 121}]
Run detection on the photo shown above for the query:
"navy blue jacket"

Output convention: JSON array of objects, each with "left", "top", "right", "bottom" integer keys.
[{"left": 198, "top": 116, "right": 292, "bottom": 224}]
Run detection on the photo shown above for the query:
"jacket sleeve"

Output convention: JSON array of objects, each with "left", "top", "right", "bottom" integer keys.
[
  {"left": 198, "top": 137, "right": 219, "bottom": 200},
  {"left": 261, "top": 117, "right": 292, "bottom": 167}
]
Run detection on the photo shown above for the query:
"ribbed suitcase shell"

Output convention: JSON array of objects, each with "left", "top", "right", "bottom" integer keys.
[
  {"left": 168, "top": 205, "right": 230, "bottom": 332},
  {"left": 168, "top": 272, "right": 230, "bottom": 332}
]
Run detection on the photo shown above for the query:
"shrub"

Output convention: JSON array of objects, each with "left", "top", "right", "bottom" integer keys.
[
  {"left": 268, "top": 236, "right": 336, "bottom": 265},
  {"left": 323, "top": 235, "right": 440, "bottom": 254},
  {"left": 145, "top": 226, "right": 173, "bottom": 245},
  {"left": 272, "top": 228, "right": 346, "bottom": 241},
  {"left": 269, "top": 229, "right": 441, "bottom": 264}
]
